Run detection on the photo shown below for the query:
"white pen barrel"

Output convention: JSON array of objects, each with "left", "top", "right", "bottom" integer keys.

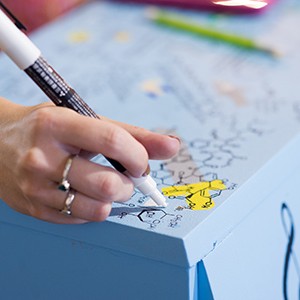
[
  {"left": 129, "top": 174, "right": 157, "bottom": 195},
  {"left": 0, "top": 9, "right": 40, "bottom": 70}
]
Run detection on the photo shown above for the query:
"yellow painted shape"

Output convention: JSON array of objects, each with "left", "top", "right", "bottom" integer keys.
[
  {"left": 68, "top": 31, "right": 90, "bottom": 43},
  {"left": 162, "top": 180, "right": 226, "bottom": 210},
  {"left": 114, "top": 31, "right": 131, "bottom": 42},
  {"left": 141, "top": 79, "right": 163, "bottom": 96}
]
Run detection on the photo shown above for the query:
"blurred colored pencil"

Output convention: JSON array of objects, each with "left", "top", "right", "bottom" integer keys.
[{"left": 147, "top": 7, "right": 279, "bottom": 57}]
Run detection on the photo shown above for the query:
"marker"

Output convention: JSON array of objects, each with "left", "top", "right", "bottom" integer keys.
[
  {"left": 0, "top": 5, "right": 167, "bottom": 207},
  {"left": 147, "top": 7, "right": 279, "bottom": 57}
]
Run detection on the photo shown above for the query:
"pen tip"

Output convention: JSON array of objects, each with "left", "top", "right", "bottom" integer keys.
[
  {"left": 150, "top": 190, "right": 168, "bottom": 207},
  {"left": 141, "top": 198, "right": 168, "bottom": 208},
  {"left": 141, "top": 190, "right": 168, "bottom": 208}
]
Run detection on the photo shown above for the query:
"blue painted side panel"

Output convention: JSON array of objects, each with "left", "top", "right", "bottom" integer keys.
[{"left": 0, "top": 222, "right": 192, "bottom": 300}]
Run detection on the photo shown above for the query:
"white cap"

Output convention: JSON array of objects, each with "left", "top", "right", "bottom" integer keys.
[{"left": 0, "top": 9, "right": 40, "bottom": 70}]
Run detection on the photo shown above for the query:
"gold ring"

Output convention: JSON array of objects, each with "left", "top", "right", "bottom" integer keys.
[
  {"left": 60, "top": 189, "right": 76, "bottom": 216},
  {"left": 57, "top": 155, "right": 75, "bottom": 192}
]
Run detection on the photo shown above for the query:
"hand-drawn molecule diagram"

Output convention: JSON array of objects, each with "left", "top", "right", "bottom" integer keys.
[
  {"left": 118, "top": 208, "right": 183, "bottom": 229},
  {"left": 124, "top": 128, "right": 259, "bottom": 213},
  {"left": 151, "top": 122, "right": 268, "bottom": 188},
  {"left": 109, "top": 123, "right": 267, "bottom": 229}
]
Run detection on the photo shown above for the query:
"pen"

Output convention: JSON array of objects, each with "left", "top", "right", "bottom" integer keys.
[
  {"left": 147, "top": 7, "right": 278, "bottom": 57},
  {"left": 0, "top": 6, "right": 167, "bottom": 207}
]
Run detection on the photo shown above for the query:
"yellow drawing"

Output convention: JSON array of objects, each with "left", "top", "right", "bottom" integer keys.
[
  {"left": 114, "top": 31, "right": 131, "bottom": 42},
  {"left": 140, "top": 79, "right": 172, "bottom": 98},
  {"left": 162, "top": 180, "right": 226, "bottom": 210},
  {"left": 141, "top": 79, "right": 164, "bottom": 97},
  {"left": 68, "top": 31, "right": 90, "bottom": 43}
]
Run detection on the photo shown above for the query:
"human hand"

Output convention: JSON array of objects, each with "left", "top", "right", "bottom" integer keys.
[{"left": 0, "top": 98, "right": 180, "bottom": 224}]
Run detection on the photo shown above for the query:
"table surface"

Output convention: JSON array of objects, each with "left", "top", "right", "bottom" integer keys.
[{"left": 1, "top": 0, "right": 300, "bottom": 265}]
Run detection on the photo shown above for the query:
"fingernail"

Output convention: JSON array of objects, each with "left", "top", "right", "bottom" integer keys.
[
  {"left": 142, "top": 164, "right": 151, "bottom": 176},
  {"left": 168, "top": 135, "right": 181, "bottom": 144}
]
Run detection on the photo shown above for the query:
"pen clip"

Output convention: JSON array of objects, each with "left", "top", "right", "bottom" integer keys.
[{"left": 0, "top": 1, "right": 27, "bottom": 31}]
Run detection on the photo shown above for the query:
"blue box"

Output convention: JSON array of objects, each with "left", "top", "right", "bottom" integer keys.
[{"left": 1, "top": 1, "right": 300, "bottom": 299}]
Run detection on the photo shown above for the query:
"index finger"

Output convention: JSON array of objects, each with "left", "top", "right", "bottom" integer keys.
[
  {"left": 100, "top": 116, "right": 181, "bottom": 160},
  {"left": 50, "top": 107, "right": 149, "bottom": 177}
]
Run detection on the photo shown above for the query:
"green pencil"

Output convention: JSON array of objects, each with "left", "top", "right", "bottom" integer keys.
[{"left": 146, "top": 7, "right": 279, "bottom": 57}]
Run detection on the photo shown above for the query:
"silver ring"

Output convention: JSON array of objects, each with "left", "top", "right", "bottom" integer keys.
[
  {"left": 60, "top": 189, "right": 76, "bottom": 216},
  {"left": 57, "top": 155, "right": 75, "bottom": 192}
]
